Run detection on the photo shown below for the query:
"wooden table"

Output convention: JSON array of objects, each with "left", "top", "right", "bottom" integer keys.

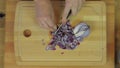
[{"left": 5, "top": 0, "right": 115, "bottom": 68}]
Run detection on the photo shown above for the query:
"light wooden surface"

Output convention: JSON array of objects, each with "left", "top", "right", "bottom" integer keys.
[
  {"left": 14, "top": 1, "right": 106, "bottom": 66},
  {"left": 0, "top": 0, "right": 5, "bottom": 68},
  {"left": 0, "top": 0, "right": 5, "bottom": 12},
  {"left": 0, "top": 28, "right": 4, "bottom": 68},
  {"left": 5, "top": 0, "right": 115, "bottom": 68},
  {"left": 0, "top": 0, "right": 5, "bottom": 27}
]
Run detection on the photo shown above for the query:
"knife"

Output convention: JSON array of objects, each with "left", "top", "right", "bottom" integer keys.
[{"left": 54, "top": 9, "right": 72, "bottom": 34}]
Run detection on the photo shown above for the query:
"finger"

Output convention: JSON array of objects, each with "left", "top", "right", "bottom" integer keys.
[
  {"left": 36, "top": 15, "right": 48, "bottom": 29},
  {"left": 71, "top": 0, "right": 78, "bottom": 16},
  {"left": 49, "top": 11, "right": 57, "bottom": 30},
  {"left": 78, "top": 0, "right": 85, "bottom": 11},
  {"left": 45, "top": 18, "right": 57, "bottom": 31},
  {"left": 37, "top": 18, "right": 44, "bottom": 28},
  {"left": 61, "top": 18, "right": 67, "bottom": 24},
  {"left": 43, "top": 18, "right": 56, "bottom": 31},
  {"left": 38, "top": 21, "right": 45, "bottom": 28},
  {"left": 62, "top": 0, "right": 72, "bottom": 24},
  {"left": 40, "top": 19, "right": 50, "bottom": 30}
]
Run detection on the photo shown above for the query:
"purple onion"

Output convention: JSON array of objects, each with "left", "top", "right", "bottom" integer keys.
[{"left": 46, "top": 22, "right": 81, "bottom": 50}]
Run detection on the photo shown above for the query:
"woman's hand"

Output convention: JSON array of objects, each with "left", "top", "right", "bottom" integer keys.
[
  {"left": 34, "top": 0, "right": 56, "bottom": 31},
  {"left": 62, "top": 0, "right": 85, "bottom": 24}
]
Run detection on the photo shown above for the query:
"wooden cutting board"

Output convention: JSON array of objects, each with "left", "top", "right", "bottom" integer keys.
[{"left": 14, "top": 1, "right": 106, "bottom": 66}]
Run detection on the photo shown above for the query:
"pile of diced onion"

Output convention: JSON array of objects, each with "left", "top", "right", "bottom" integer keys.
[{"left": 46, "top": 21, "right": 80, "bottom": 50}]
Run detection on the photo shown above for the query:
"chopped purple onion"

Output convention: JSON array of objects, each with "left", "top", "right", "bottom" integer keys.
[{"left": 46, "top": 21, "right": 90, "bottom": 50}]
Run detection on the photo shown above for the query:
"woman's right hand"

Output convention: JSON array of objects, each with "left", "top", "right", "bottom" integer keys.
[{"left": 61, "top": 0, "right": 85, "bottom": 24}]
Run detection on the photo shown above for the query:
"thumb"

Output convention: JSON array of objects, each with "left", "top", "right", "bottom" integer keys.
[
  {"left": 78, "top": 0, "right": 85, "bottom": 11},
  {"left": 61, "top": 0, "right": 72, "bottom": 24}
]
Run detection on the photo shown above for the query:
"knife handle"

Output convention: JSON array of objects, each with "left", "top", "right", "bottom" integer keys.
[{"left": 66, "top": 9, "right": 72, "bottom": 19}]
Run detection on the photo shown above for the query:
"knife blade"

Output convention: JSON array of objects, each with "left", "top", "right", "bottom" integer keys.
[{"left": 54, "top": 9, "right": 72, "bottom": 34}]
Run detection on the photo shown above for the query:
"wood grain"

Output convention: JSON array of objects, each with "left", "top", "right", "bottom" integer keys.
[
  {"left": 14, "top": 1, "right": 106, "bottom": 66},
  {"left": 5, "top": 0, "right": 115, "bottom": 68}
]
